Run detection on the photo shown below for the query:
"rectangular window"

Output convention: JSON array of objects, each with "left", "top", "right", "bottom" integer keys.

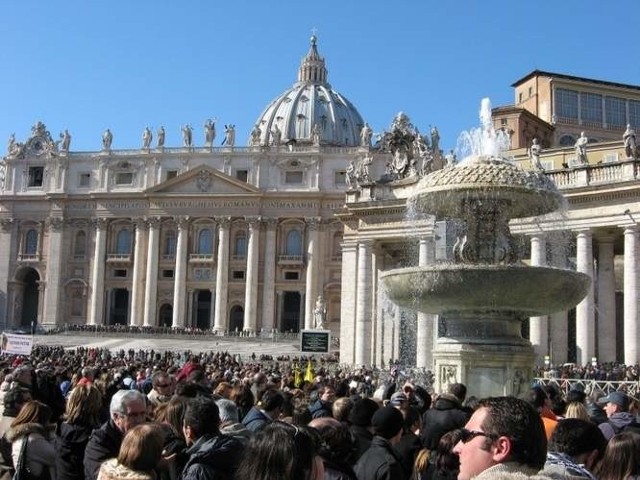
[
  {"left": 166, "top": 170, "right": 178, "bottom": 180},
  {"left": 115, "top": 172, "right": 134, "bottom": 185},
  {"left": 284, "top": 271, "right": 300, "bottom": 280},
  {"left": 285, "top": 171, "right": 303, "bottom": 184},
  {"left": 555, "top": 88, "right": 579, "bottom": 121},
  {"left": 232, "top": 270, "right": 245, "bottom": 280},
  {"left": 78, "top": 173, "right": 91, "bottom": 187},
  {"left": 235, "top": 170, "right": 248, "bottom": 182},
  {"left": 629, "top": 100, "right": 640, "bottom": 130},
  {"left": 113, "top": 269, "right": 128, "bottom": 278},
  {"left": 605, "top": 96, "right": 626, "bottom": 128},
  {"left": 162, "top": 269, "right": 174, "bottom": 279},
  {"left": 27, "top": 167, "right": 44, "bottom": 187},
  {"left": 334, "top": 171, "right": 346, "bottom": 185},
  {"left": 580, "top": 92, "right": 602, "bottom": 125}
]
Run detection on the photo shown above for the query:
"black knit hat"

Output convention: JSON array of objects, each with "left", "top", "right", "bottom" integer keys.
[
  {"left": 348, "top": 398, "right": 379, "bottom": 427},
  {"left": 371, "top": 406, "right": 404, "bottom": 439}
]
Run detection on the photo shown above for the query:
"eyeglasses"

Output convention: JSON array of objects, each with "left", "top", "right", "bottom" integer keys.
[
  {"left": 156, "top": 383, "right": 171, "bottom": 388},
  {"left": 458, "top": 428, "right": 490, "bottom": 444}
]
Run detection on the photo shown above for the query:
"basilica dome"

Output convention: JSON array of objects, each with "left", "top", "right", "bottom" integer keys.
[{"left": 250, "top": 35, "right": 365, "bottom": 147}]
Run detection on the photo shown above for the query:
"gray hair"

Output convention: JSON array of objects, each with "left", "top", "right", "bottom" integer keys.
[
  {"left": 109, "top": 389, "right": 146, "bottom": 416},
  {"left": 215, "top": 398, "right": 239, "bottom": 424}
]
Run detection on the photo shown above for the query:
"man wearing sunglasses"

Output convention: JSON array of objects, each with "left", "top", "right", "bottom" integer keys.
[{"left": 452, "top": 397, "right": 547, "bottom": 480}]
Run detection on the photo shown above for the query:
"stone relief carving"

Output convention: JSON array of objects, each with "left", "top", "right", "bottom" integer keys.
[
  {"left": 439, "top": 365, "right": 458, "bottom": 388},
  {"left": 196, "top": 170, "right": 213, "bottom": 192}
]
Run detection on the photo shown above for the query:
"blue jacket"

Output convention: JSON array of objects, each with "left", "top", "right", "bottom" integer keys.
[
  {"left": 241, "top": 407, "right": 271, "bottom": 433},
  {"left": 180, "top": 434, "right": 242, "bottom": 480}
]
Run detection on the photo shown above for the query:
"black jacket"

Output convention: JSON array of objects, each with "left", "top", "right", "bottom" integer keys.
[
  {"left": 180, "top": 434, "right": 242, "bottom": 480},
  {"left": 420, "top": 395, "right": 469, "bottom": 450},
  {"left": 55, "top": 421, "right": 95, "bottom": 480},
  {"left": 354, "top": 436, "right": 406, "bottom": 480},
  {"left": 395, "top": 431, "right": 421, "bottom": 478},
  {"left": 349, "top": 425, "right": 374, "bottom": 464},
  {"left": 83, "top": 420, "right": 123, "bottom": 480}
]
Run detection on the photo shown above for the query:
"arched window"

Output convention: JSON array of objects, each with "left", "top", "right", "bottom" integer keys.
[
  {"left": 559, "top": 135, "right": 576, "bottom": 147},
  {"left": 285, "top": 230, "right": 302, "bottom": 256},
  {"left": 115, "top": 229, "right": 132, "bottom": 254},
  {"left": 234, "top": 232, "right": 247, "bottom": 257},
  {"left": 24, "top": 229, "right": 38, "bottom": 255},
  {"left": 74, "top": 231, "right": 87, "bottom": 258},
  {"left": 198, "top": 228, "right": 213, "bottom": 254},
  {"left": 165, "top": 230, "right": 177, "bottom": 256}
]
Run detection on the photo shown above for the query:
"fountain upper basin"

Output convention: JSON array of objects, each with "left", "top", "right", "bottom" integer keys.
[{"left": 381, "top": 264, "right": 591, "bottom": 316}]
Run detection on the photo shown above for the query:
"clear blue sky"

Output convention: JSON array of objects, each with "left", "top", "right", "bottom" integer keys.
[{"left": 1, "top": 1, "right": 637, "bottom": 153}]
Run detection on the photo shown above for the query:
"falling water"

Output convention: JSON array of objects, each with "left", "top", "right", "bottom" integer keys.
[{"left": 455, "top": 97, "right": 512, "bottom": 162}]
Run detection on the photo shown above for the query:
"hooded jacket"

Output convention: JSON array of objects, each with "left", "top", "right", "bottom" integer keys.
[
  {"left": 180, "top": 434, "right": 242, "bottom": 480},
  {"left": 55, "top": 420, "right": 97, "bottom": 480},
  {"left": 240, "top": 407, "right": 271, "bottom": 434},
  {"left": 354, "top": 436, "right": 405, "bottom": 480},
  {"left": 6, "top": 422, "right": 56, "bottom": 480},
  {"left": 420, "top": 394, "right": 469, "bottom": 450}
]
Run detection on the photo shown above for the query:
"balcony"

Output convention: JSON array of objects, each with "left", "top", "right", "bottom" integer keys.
[{"left": 278, "top": 255, "right": 304, "bottom": 265}]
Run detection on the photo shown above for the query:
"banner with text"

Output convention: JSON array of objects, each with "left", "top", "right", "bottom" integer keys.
[{"left": 1, "top": 333, "right": 33, "bottom": 356}]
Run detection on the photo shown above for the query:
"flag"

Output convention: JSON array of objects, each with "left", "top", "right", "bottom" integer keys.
[
  {"left": 304, "top": 359, "right": 314, "bottom": 383},
  {"left": 294, "top": 364, "right": 302, "bottom": 388}
]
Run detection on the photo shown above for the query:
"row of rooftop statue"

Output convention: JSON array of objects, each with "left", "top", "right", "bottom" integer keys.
[{"left": 527, "top": 124, "right": 639, "bottom": 171}]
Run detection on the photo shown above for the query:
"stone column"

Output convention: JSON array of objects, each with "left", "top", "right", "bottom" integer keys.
[
  {"left": 597, "top": 235, "right": 617, "bottom": 362},
  {"left": 624, "top": 226, "right": 639, "bottom": 364},
  {"left": 171, "top": 216, "right": 189, "bottom": 328},
  {"left": 355, "top": 240, "right": 373, "bottom": 365},
  {"left": 88, "top": 218, "right": 108, "bottom": 325},
  {"left": 416, "top": 237, "right": 436, "bottom": 369},
  {"left": 143, "top": 217, "right": 160, "bottom": 326},
  {"left": 244, "top": 216, "right": 261, "bottom": 332},
  {"left": 549, "top": 237, "right": 569, "bottom": 365},
  {"left": 0, "top": 219, "right": 16, "bottom": 325},
  {"left": 304, "top": 217, "right": 321, "bottom": 329},
  {"left": 575, "top": 230, "right": 595, "bottom": 365},
  {"left": 529, "top": 235, "right": 548, "bottom": 365},
  {"left": 261, "top": 218, "right": 277, "bottom": 331},
  {"left": 213, "top": 217, "right": 231, "bottom": 333},
  {"left": 42, "top": 218, "right": 64, "bottom": 325},
  {"left": 129, "top": 219, "right": 147, "bottom": 326},
  {"left": 209, "top": 288, "right": 216, "bottom": 329},
  {"left": 340, "top": 242, "right": 358, "bottom": 364}
]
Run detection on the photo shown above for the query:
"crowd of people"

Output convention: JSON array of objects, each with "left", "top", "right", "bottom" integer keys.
[{"left": 0, "top": 344, "right": 636, "bottom": 480}]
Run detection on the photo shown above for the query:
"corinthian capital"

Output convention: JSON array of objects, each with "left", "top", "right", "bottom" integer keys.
[
  {"left": 0, "top": 218, "right": 15, "bottom": 233},
  {"left": 245, "top": 216, "right": 262, "bottom": 230},
  {"left": 46, "top": 217, "right": 64, "bottom": 232}
]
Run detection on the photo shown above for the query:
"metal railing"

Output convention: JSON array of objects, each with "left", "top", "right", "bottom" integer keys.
[{"left": 534, "top": 377, "right": 640, "bottom": 398}]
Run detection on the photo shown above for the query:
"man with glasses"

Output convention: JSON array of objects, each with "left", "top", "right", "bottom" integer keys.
[
  {"left": 148, "top": 370, "right": 174, "bottom": 407},
  {"left": 84, "top": 389, "right": 148, "bottom": 480},
  {"left": 452, "top": 397, "right": 547, "bottom": 480}
]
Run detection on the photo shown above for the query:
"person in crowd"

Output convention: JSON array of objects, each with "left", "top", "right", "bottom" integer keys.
[
  {"left": 348, "top": 398, "right": 379, "bottom": 463},
  {"left": 598, "top": 391, "right": 639, "bottom": 441},
  {"left": 55, "top": 384, "right": 103, "bottom": 480},
  {"left": 84, "top": 389, "right": 148, "bottom": 480},
  {"left": 421, "top": 383, "right": 469, "bottom": 450},
  {"left": 541, "top": 418, "right": 606, "bottom": 480},
  {"left": 215, "top": 398, "right": 252, "bottom": 446},
  {"left": 229, "top": 384, "right": 254, "bottom": 423},
  {"left": 147, "top": 371, "right": 173, "bottom": 408},
  {"left": 452, "top": 396, "right": 547, "bottom": 480},
  {"left": 525, "top": 386, "right": 558, "bottom": 440},
  {"left": 564, "top": 402, "right": 590, "bottom": 421},
  {"left": 241, "top": 388, "right": 284, "bottom": 433},
  {"left": 0, "top": 386, "right": 31, "bottom": 439},
  {"left": 586, "top": 389, "right": 608, "bottom": 426},
  {"left": 419, "top": 429, "right": 462, "bottom": 480},
  {"left": 395, "top": 406, "right": 421, "bottom": 477},
  {"left": 77, "top": 367, "right": 95, "bottom": 386},
  {"left": 308, "top": 417, "right": 357, "bottom": 480},
  {"left": 308, "top": 385, "right": 335, "bottom": 419},
  {"left": 97, "top": 424, "right": 165, "bottom": 480},
  {"left": 6, "top": 400, "right": 56, "bottom": 480},
  {"left": 594, "top": 431, "right": 640, "bottom": 480},
  {"left": 154, "top": 396, "right": 188, "bottom": 480},
  {"left": 354, "top": 405, "right": 406, "bottom": 480},
  {"left": 235, "top": 421, "right": 324, "bottom": 480},
  {"left": 332, "top": 397, "right": 352, "bottom": 424},
  {"left": 181, "top": 397, "right": 243, "bottom": 480}
]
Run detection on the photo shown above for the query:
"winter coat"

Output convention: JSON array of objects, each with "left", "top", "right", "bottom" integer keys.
[
  {"left": 470, "top": 462, "right": 552, "bottom": 480},
  {"left": 395, "top": 432, "right": 421, "bottom": 478},
  {"left": 219, "top": 423, "right": 252, "bottom": 446},
  {"left": 354, "top": 436, "right": 405, "bottom": 480},
  {"left": 599, "top": 411, "right": 638, "bottom": 441},
  {"left": 55, "top": 421, "right": 96, "bottom": 480},
  {"left": 349, "top": 425, "right": 374, "bottom": 464},
  {"left": 240, "top": 407, "right": 271, "bottom": 434},
  {"left": 96, "top": 458, "right": 155, "bottom": 480},
  {"left": 6, "top": 422, "right": 56, "bottom": 480},
  {"left": 83, "top": 420, "right": 124, "bottom": 480},
  {"left": 308, "top": 399, "right": 332, "bottom": 419},
  {"left": 420, "top": 394, "right": 469, "bottom": 450},
  {"left": 180, "top": 434, "right": 242, "bottom": 480}
]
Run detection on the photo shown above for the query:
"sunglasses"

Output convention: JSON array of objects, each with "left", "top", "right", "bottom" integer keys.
[{"left": 458, "top": 428, "right": 491, "bottom": 444}]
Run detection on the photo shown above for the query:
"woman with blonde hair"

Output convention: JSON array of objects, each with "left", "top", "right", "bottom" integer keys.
[
  {"left": 97, "top": 424, "right": 165, "bottom": 480},
  {"left": 55, "top": 384, "right": 103, "bottom": 480},
  {"left": 564, "top": 401, "right": 590, "bottom": 422},
  {"left": 6, "top": 400, "right": 56, "bottom": 480}
]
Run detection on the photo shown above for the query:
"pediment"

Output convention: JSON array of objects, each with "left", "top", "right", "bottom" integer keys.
[{"left": 146, "top": 165, "right": 260, "bottom": 195}]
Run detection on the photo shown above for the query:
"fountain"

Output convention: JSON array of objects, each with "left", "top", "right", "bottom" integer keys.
[{"left": 381, "top": 99, "right": 591, "bottom": 397}]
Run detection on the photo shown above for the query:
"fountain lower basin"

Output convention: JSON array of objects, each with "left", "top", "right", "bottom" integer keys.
[{"left": 381, "top": 264, "right": 591, "bottom": 316}]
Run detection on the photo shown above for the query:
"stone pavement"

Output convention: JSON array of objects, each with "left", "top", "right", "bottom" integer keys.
[{"left": 32, "top": 333, "right": 310, "bottom": 360}]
